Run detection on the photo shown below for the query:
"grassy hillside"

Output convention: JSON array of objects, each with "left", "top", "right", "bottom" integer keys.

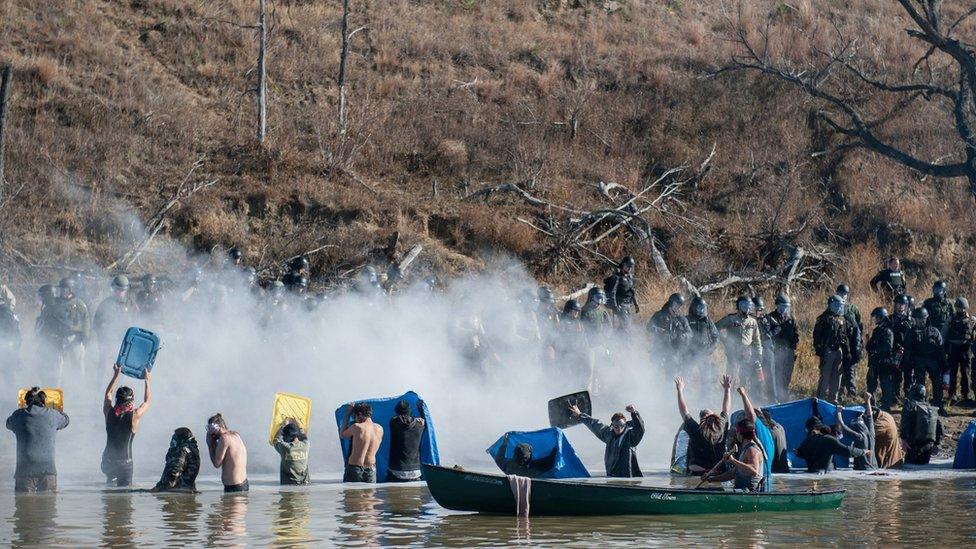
[{"left": 1, "top": 0, "right": 974, "bottom": 315}]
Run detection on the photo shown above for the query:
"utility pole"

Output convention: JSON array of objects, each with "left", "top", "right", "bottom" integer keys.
[{"left": 257, "top": 0, "right": 267, "bottom": 144}]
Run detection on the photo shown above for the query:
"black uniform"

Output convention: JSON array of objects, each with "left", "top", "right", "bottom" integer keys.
[
  {"left": 945, "top": 312, "right": 976, "bottom": 401},
  {"left": 153, "top": 434, "right": 201, "bottom": 492},
  {"left": 867, "top": 321, "right": 896, "bottom": 410},
  {"left": 841, "top": 307, "right": 863, "bottom": 398},
  {"left": 900, "top": 399, "right": 943, "bottom": 465},
  {"left": 904, "top": 325, "right": 947, "bottom": 407},
  {"left": 647, "top": 308, "right": 691, "bottom": 373},
  {"left": 0, "top": 305, "right": 21, "bottom": 369},
  {"left": 812, "top": 311, "right": 853, "bottom": 401},
  {"left": 870, "top": 269, "right": 907, "bottom": 300},
  {"left": 888, "top": 313, "right": 914, "bottom": 396},
  {"left": 755, "top": 314, "right": 777, "bottom": 401},
  {"left": 686, "top": 311, "right": 718, "bottom": 379},
  {"left": 923, "top": 296, "right": 954, "bottom": 336},
  {"left": 603, "top": 271, "right": 636, "bottom": 329},
  {"left": 769, "top": 310, "right": 798, "bottom": 399}
]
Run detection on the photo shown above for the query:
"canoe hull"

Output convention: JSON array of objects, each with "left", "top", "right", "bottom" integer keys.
[{"left": 422, "top": 464, "right": 845, "bottom": 516}]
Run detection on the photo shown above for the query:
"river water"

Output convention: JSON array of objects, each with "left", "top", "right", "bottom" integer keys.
[{"left": 2, "top": 467, "right": 975, "bottom": 547}]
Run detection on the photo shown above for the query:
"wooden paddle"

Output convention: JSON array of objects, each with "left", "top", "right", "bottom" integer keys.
[{"left": 695, "top": 444, "right": 737, "bottom": 489}]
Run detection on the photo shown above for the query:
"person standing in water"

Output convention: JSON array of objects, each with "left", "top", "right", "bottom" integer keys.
[
  {"left": 101, "top": 364, "right": 152, "bottom": 487},
  {"left": 387, "top": 400, "right": 426, "bottom": 482},
  {"left": 340, "top": 402, "right": 383, "bottom": 483},
  {"left": 6, "top": 388, "right": 69, "bottom": 493},
  {"left": 207, "top": 413, "right": 249, "bottom": 492},
  {"left": 570, "top": 402, "right": 645, "bottom": 477},
  {"left": 272, "top": 419, "right": 310, "bottom": 486}
]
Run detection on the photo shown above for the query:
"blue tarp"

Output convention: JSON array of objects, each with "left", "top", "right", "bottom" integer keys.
[
  {"left": 486, "top": 427, "right": 590, "bottom": 479},
  {"left": 334, "top": 391, "right": 440, "bottom": 482},
  {"left": 952, "top": 420, "right": 976, "bottom": 469},
  {"left": 763, "top": 398, "right": 865, "bottom": 470}
]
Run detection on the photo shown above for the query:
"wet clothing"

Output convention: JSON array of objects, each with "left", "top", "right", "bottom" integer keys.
[
  {"left": 870, "top": 268, "right": 906, "bottom": 298},
  {"left": 102, "top": 410, "right": 135, "bottom": 486},
  {"left": 273, "top": 430, "right": 310, "bottom": 486},
  {"left": 765, "top": 419, "right": 790, "bottom": 474},
  {"left": 904, "top": 325, "right": 947, "bottom": 407},
  {"left": 6, "top": 405, "right": 70, "bottom": 479},
  {"left": 867, "top": 322, "right": 896, "bottom": 410},
  {"left": 153, "top": 435, "right": 201, "bottom": 492},
  {"left": 580, "top": 411, "right": 645, "bottom": 477},
  {"left": 795, "top": 432, "right": 866, "bottom": 473},
  {"left": 945, "top": 312, "right": 976, "bottom": 400},
  {"left": 224, "top": 480, "right": 249, "bottom": 493},
  {"left": 388, "top": 415, "right": 425, "bottom": 481},
  {"left": 923, "top": 296, "right": 954, "bottom": 335},
  {"left": 813, "top": 311, "right": 853, "bottom": 401},
  {"left": 900, "top": 400, "right": 943, "bottom": 465},
  {"left": 681, "top": 412, "right": 728, "bottom": 473},
  {"left": 14, "top": 474, "right": 57, "bottom": 493},
  {"left": 343, "top": 465, "right": 376, "bottom": 483},
  {"left": 839, "top": 416, "right": 877, "bottom": 470},
  {"left": 732, "top": 441, "right": 765, "bottom": 492},
  {"left": 873, "top": 411, "right": 904, "bottom": 469},
  {"left": 492, "top": 436, "right": 559, "bottom": 478}
]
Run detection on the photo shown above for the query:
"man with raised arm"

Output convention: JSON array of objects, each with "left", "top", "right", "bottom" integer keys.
[
  {"left": 674, "top": 375, "right": 732, "bottom": 475},
  {"left": 570, "top": 402, "right": 645, "bottom": 477},
  {"left": 101, "top": 364, "right": 152, "bottom": 487},
  {"left": 207, "top": 413, "right": 249, "bottom": 492},
  {"left": 701, "top": 387, "right": 768, "bottom": 491}
]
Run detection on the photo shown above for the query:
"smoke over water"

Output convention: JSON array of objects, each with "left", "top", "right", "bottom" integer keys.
[{"left": 1, "top": 256, "right": 722, "bottom": 483}]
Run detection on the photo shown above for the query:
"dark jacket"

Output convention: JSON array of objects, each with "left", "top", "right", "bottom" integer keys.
[
  {"left": 795, "top": 432, "right": 865, "bottom": 473},
  {"left": 154, "top": 435, "right": 201, "bottom": 491},
  {"left": 922, "top": 296, "right": 954, "bottom": 333},
  {"left": 812, "top": 311, "right": 852, "bottom": 359},
  {"left": 581, "top": 411, "right": 645, "bottom": 477},
  {"left": 768, "top": 310, "right": 798, "bottom": 350},
  {"left": 603, "top": 272, "right": 635, "bottom": 311},
  {"left": 945, "top": 312, "right": 976, "bottom": 347},
  {"left": 647, "top": 308, "right": 691, "bottom": 351},
  {"left": 839, "top": 415, "right": 877, "bottom": 470},
  {"left": 866, "top": 322, "right": 894, "bottom": 368},
  {"left": 492, "top": 435, "right": 559, "bottom": 478},
  {"left": 686, "top": 313, "right": 718, "bottom": 357},
  {"left": 6, "top": 405, "right": 70, "bottom": 477},
  {"left": 870, "top": 269, "right": 906, "bottom": 296},
  {"left": 903, "top": 324, "right": 946, "bottom": 370}
]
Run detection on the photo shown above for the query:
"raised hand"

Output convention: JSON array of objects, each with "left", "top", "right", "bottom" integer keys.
[
  {"left": 721, "top": 375, "right": 732, "bottom": 390},
  {"left": 674, "top": 376, "right": 685, "bottom": 391}
]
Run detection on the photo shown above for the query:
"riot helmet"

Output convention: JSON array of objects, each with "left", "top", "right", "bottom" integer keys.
[
  {"left": 955, "top": 297, "right": 969, "bottom": 311},
  {"left": 933, "top": 280, "right": 947, "bottom": 298}
]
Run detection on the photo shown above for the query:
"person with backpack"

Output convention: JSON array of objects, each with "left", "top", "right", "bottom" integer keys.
[
  {"left": 903, "top": 307, "right": 948, "bottom": 412},
  {"left": 900, "top": 384, "right": 944, "bottom": 465},
  {"left": 603, "top": 256, "right": 638, "bottom": 331}
]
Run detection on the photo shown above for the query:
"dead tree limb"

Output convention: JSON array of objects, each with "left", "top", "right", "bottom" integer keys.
[
  {"left": 337, "top": 0, "right": 351, "bottom": 135},
  {"left": 465, "top": 183, "right": 583, "bottom": 214},
  {"left": 0, "top": 66, "right": 11, "bottom": 185},
  {"left": 257, "top": 0, "right": 267, "bottom": 144},
  {"left": 107, "top": 158, "right": 217, "bottom": 271}
]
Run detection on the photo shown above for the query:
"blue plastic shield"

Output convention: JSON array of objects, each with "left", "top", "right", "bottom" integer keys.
[
  {"left": 334, "top": 391, "right": 440, "bottom": 483},
  {"left": 486, "top": 427, "right": 590, "bottom": 479},
  {"left": 953, "top": 420, "right": 976, "bottom": 469},
  {"left": 116, "top": 327, "right": 160, "bottom": 380}
]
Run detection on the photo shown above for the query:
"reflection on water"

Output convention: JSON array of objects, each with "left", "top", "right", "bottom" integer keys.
[
  {"left": 12, "top": 493, "right": 57, "bottom": 547},
  {"left": 101, "top": 491, "right": 136, "bottom": 548},
  {"left": 0, "top": 474, "right": 975, "bottom": 546}
]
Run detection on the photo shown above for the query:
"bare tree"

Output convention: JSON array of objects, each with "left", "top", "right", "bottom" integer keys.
[
  {"left": 257, "top": 0, "right": 267, "bottom": 144},
  {"left": 0, "top": 66, "right": 12, "bottom": 185},
  {"left": 337, "top": 0, "right": 350, "bottom": 135},
  {"left": 717, "top": 1, "right": 976, "bottom": 196}
]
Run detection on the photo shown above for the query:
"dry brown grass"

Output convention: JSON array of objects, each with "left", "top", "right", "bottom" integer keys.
[{"left": 0, "top": 0, "right": 973, "bottom": 319}]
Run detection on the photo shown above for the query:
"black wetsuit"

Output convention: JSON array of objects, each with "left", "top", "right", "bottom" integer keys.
[
  {"left": 492, "top": 436, "right": 559, "bottom": 478},
  {"left": 102, "top": 410, "right": 134, "bottom": 486}
]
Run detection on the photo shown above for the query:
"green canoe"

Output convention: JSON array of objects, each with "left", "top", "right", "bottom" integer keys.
[{"left": 422, "top": 464, "right": 845, "bottom": 516}]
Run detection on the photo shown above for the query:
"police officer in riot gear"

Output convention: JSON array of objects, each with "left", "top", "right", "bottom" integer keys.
[
  {"left": 813, "top": 295, "right": 853, "bottom": 402},
  {"left": 282, "top": 256, "right": 311, "bottom": 289},
  {"left": 922, "top": 280, "right": 954, "bottom": 337},
  {"left": 904, "top": 307, "right": 947, "bottom": 411},
  {"left": 581, "top": 287, "right": 613, "bottom": 333},
  {"left": 537, "top": 287, "right": 559, "bottom": 325},
  {"left": 50, "top": 276, "right": 91, "bottom": 380},
  {"left": 686, "top": 296, "right": 719, "bottom": 381},
  {"left": 866, "top": 307, "right": 896, "bottom": 411},
  {"left": 604, "top": 256, "right": 638, "bottom": 330},
  {"left": 647, "top": 293, "right": 691, "bottom": 374},
  {"left": 93, "top": 276, "right": 138, "bottom": 367},
  {"left": 228, "top": 247, "right": 244, "bottom": 267},
  {"left": 888, "top": 294, "right": 914, "bottom": 399},
  {"left": 716, "top": 296, "right": 763, "bottom": 390},
  {"left": 769, "top": 294, "right": 799, "bottom": 400},
  {"left": 870, "top": 257, "right": 907, "bottom": 302},
  {"left": 0, "top": 289, "right": 20, "bottom": 369},
  {"left": 751, "top": 296, "right": 779, "bottom": 401},
  {"left": 944, "top": 297, "right": 975, "bottom": 404}
]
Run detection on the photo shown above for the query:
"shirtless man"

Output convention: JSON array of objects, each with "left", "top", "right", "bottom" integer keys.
[
  {"left": 340, "top": 402, "right": 383, "bottom": 483},
  {"left": 206, "top": 413, "right": 249, "bottom": 492}
]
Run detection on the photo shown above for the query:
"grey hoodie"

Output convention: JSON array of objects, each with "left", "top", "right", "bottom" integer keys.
[{"left": 6, "top": 405, "right": 70, "bottom": 477}]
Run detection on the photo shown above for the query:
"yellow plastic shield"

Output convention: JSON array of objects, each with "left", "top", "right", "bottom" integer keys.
[
  {"left": 18, "top": 388, "right": 64, "bottom": 412},
  {"left": 268, "top": 392, "right": 312, "bottom": 445}
]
